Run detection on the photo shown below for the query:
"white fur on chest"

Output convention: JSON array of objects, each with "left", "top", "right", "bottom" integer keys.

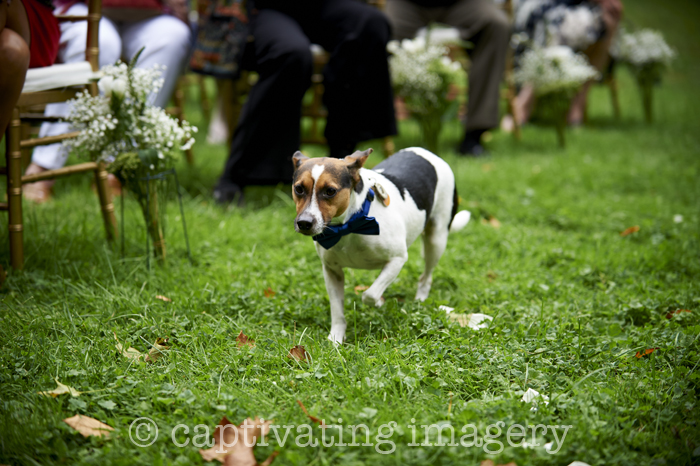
[{"left": 316, "top": 168, "right": 428, "bottom": 270}]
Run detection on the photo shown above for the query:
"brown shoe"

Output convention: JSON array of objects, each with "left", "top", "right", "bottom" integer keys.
[{"left": 23, "top": 163, "right": 54, "bottom": 204}]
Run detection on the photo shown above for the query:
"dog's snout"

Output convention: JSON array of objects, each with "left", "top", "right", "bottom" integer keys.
[{"left": 296, "top": 215, "right": 315, "bottom": 232}]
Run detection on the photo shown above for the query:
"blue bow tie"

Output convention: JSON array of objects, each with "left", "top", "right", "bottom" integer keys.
[{"left": 313, "top": 189, "right": 380, "bottom": 249}]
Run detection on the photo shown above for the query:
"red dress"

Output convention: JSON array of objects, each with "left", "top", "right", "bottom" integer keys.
[{"left": 22, "top": 0, "right": 61, "bottom": 68}]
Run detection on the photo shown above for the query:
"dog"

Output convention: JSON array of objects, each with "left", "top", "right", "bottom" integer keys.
[{"left": 291, "top": 147, "right": 471, "bottom": 344}]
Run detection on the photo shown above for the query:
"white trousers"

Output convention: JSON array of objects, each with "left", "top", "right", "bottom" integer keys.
[{"left": 32, "top": 3, "right": 191, "bottom": 170}]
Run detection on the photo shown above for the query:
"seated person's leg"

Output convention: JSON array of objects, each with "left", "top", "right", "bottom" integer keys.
[
  {"left": 119, "top": 14, "right": 192, "bottom": 108},
  {"left": 0, "top": 0, "right": 30, "bottom": 136},
  {"left": 444, "top": 0, "right": 509, "bottom": 155},
  {"left": 214, "top": 9, "right": 313, "bottom": 204},
  {"left": 311, "top": 0, "right": 396, "bottom": 158},
  {"left": 384, "top": 0, "right": 430, "bottom": 41}
]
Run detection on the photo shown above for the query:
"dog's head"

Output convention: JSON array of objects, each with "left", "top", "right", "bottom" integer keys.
[{"left": 291, "top": 149, "right": 372, "bottom": 236}]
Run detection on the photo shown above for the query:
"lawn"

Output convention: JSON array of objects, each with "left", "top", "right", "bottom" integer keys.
[{"left": 1, "top": 0, "right": 699, "bottom": 465}]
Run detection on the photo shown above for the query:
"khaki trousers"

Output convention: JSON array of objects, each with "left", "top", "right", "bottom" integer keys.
[{"left": 385, "top": 0, "right": 509, "bottom": 131}]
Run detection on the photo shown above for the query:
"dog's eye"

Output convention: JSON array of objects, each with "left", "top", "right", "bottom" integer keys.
[
  {"left": 294, "top": 184, "right": 305, "bottom": 196},
  {"left": 324, "top": 187, "right": 337, "bottom": 198}
]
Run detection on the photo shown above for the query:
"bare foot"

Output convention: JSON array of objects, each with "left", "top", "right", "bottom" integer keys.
[{"left": 22, "top": 163, "right": 54, "bottom": 204}]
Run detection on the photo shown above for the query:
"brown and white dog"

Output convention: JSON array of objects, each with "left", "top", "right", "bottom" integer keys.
[{"left": 291, "top": 147, "right": 470, "bottom": 344}]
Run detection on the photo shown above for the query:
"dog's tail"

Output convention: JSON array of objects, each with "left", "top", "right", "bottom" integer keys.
[{"left": 449, "top": 187, "right": 471, "bottom": 233}]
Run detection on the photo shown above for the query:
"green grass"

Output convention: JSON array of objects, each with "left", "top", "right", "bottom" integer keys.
[{"left": 1, "top": 0, "right": 700, "bottom": 464}]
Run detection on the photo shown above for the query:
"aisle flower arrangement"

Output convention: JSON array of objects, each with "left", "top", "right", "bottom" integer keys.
[
  {"left": 387, "top": 35, "right": 466, "bottom": 152},
  {"left": 611, "top": 28, "right": 676, "bottom": 123},
  {"left": 515, "top": 45, "right": 598, "bottom": 146},
  {"left": 63, "top": 51, "right": 196, "bottom": 260}
]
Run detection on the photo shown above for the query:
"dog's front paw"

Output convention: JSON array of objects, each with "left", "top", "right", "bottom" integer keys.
[
  {"left": 362, "top": 291, "right": 385, "bottom": 307},
  {"left": 328, "top": 325, "right": 346, "bottom": 346}
]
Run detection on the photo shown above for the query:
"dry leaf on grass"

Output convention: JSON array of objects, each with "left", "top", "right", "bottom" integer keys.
[
  {"left": 480, "top": 461, "right": 518, "bottom": 466},
  {"left": 236, "top": 331, "right": 255, "bottom": 348},
  {"left": 354, "top": 285, "right": 369, "bottom": 294},
  {"left": 39, "top": 378, "right": 82, "bottom": 397},
  {"left": 145, "top": 337, "right": 170, "bottom": 363},
  {"left": 199, "top": 416, "right": 278, "bottom": 466},
  {"left": 155, "top": 295, "right": 172, "bottom": 302},
  {"left": 666, "top": 309, "right": 691, "bottom": 319},
  {"left": 481, "top": 216, "right": 501, "bottom": 228},
  {"left": 487, "top": 270, "right": 498, "bottom": 281},
  {"left": 263, "top": 287, "right": 276, "bottom": 298},
  {"left": 296, "top": 400, "right": 325, "bottom": 427},
  {"left": 114, "top": 333, "right": 170, "bottom": 363},
  {"left": 449, "top": 312, "right": 493, "bottom": 330},
  {"left": 635, "top": 347, "right": 659, "bottom": 358},
  {"left": 63, "top": 414, "right": 114, "bottom": 438},
  {"left": 288, "top": 345, "right": 309, "bottom": 362},
  {"left": 620, "top": 225, "right": 640, "bottom": 237},
  {"left": 114, "top": 332, "right": 143, "bottom": 362}
]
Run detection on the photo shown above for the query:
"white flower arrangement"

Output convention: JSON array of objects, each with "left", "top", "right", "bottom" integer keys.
[
  {"left": 611, "top": 28, "right": 676, "bottom": 69},
  {"left": 388, "top": 36, "right": 465, "bottom": 111},
  {"left": 63, "top": 58, "right": 196, "bottom": 167},
  {"left": 62, "top": 51, "right": 198, "bottom": 261},
  {"left": 387, "top": 35, "right": 466, "bottom": 150},
  {"left": 514, "top": 45, "right": 599, "bottom": 95}
]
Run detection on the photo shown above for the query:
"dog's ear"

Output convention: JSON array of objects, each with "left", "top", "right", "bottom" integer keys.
[
  {"left": 292, "top": 151, "right": 309, "bottom": 171},
  {"left": 344, "top": 148, "right": 373, "bottom": 181}
]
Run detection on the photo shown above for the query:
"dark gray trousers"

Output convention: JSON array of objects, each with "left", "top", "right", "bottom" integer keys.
[{"left": 386, "top": 0, "right": 509, "bottom": 131}]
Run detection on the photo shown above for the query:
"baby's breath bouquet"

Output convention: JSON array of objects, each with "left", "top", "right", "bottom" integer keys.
[
  {"left": 64, "top": 50, "right": 196, "bottom": 260},
  {"left": 515, "top": 45, "right": 598, "bottom": 146},
  {"left": 611, "top": 28, "right": 676, "bottom": 123},
  {"left": 388, "top": 36, "right": 466, "bottom": 152}
]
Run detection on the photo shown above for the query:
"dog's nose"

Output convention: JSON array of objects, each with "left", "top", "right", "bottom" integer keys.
[{"left": 296, "top": 219, "right": 314, "bottom": 231}]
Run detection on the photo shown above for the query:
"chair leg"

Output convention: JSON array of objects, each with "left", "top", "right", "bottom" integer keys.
[
  {"left": 7, "top": 108, "right": 24, "bottom": 270},
  {"left": 94, "top": 161, "right": 117, "bottom": 241},
  {"left": 608, "top": 75, "right": 621, "bottom": 120},
  {"left": 382, "top": 136, "right": 395, "bottom": 157},
  {"left": 198, "top": 75, "right": 211, "bottom": 124},
  {"left": 172, "top": 79, "right": 194, "bottom": 165}
]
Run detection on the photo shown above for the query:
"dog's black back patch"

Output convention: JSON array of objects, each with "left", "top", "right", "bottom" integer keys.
[{"left": 372, "top": 150, "right": 437, "bottom": 219}]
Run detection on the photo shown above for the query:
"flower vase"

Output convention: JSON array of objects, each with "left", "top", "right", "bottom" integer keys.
[
  {"left": 538, "top": 91, "right": 571, "bottom": 148},
  {"left": 139, "top": 178, "right": 166, "bottom": 261},
  {"left": 415, "top": 113, "right": 442, "bottom": 154},
  {"left": 640, "top": 82, "right": 654, "bottom": 124}
]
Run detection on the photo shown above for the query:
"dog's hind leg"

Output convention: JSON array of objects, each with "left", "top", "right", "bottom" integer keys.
[
  {"left": 415, "top": 222, "right": 448, "bottom": 301},
  {"left": 323, "top": 264, "right": 347, "bottom": 344},
  {"left": 362, "top": 255, "right": 408, "bottom": 307}
]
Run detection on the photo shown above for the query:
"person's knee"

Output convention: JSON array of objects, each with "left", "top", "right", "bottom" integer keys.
[
  {"left": 146, "top": 17, "right": 191, "bottom": 55},
  {"left": 489, "top": 8, "right": 510, "bottom": 39},
  {"left": 359, "top": 8, "right": 392, "bottom": 45},
  {"left": 0, "top": 29, "right": 30, "bottom": 72},
  {"left": 274, "top": 43, "right": 313, "bottom": 80}
]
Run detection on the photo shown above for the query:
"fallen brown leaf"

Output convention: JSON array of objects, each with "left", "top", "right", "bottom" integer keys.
[
  {"left": 145, "top": 337, "right": 171, "bottom": 363},
  {"left": 236, "top": 331, "right": 255, "bottom": 348},
  {"left": 481, "top": 216, "right": 501, "bottom": 228},
  {"left": 635, "top": 347, "right": 659, "bottom": 358},
  {"left": 480, "top": 461, "right": 517, "bottom": 466},
  {"left": 198, "top": 416, "right": 277, "bottom": 466},
  {"left": 155, "top": 295, "right": 172, "bottom": 302},
  {"left": 114, "top": 332, "right": 144, "bottom": 362},
  {"left": 263, "top": 287, "right": 276, "bottom": 298},
  {"left": 288, "top": 345, "right": 309, "bottom": 362},
  {"left": 487, "top": 270, "right": 497, "bottom": 281},
  {"left": 354, "top": 285, "right": 369, "bottom": 294},
  {"left": 620, "top": 225, "right": 640, "bottom": 237},
  {"left": 296, "top": 400, "right": 325, "bottom": 427},
  {"left": 63, "top": 414, "right": 114, "bottom": 438},
  {"left": 666, "top": 309, "right": 691, "bottom": 319},
  {"left": 39, "top": 379, "right": 81, "bottom": 398}
]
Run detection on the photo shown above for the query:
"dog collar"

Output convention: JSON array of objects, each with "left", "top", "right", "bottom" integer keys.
[{"left": 313, "top": 189, "right": 380, "bottom": 249}]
